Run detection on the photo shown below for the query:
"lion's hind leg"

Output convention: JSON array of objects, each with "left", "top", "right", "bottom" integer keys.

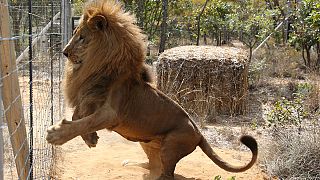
[
  {"left": 157, "top": 128, "right": 200, "bottom": 179},
  {"left": 139, "top": 142, "right": 162, "bottom": 176}
]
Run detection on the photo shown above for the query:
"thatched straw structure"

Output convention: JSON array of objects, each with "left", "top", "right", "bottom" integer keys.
[{"left": 156, "top": 46, "right": 248, "bottom": 121}]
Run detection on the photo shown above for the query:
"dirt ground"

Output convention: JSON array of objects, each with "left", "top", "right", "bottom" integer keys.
[{"left": 54, "top": 128, "right": 266, "bottom": 180}]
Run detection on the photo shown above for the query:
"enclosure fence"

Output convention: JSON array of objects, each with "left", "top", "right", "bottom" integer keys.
[{"left": 0, "top": 0, "right": 71, "bottom": 179}]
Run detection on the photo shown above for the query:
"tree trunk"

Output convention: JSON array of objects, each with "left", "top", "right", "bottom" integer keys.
[
  {"left": 196, "top": 0, "right": 209, "bottom": 46},
  {"left": 249, "top": 46, "right": 253, "bottom": 64},
  {"left": 159, "top": 0, "right": 168, "bottom": 54},
  {"left": 136, "top": 0, "right": 145, "bottom": 29},
  {"left": 187, "top": 24, "right": 193, "bottom": 43},
  {"left": 219, "top": 30, "right": 222, "bottom": 46},
  {"left": 306, "top": 45, "right": 311, "bottom": 68},
  {"left": 216, "top": 31, "right": 220, "bottom": 46},
  {"left": 211, "top": 32, "right": 215, "bottom": 45},
  {"left": 223, "top": 26, "right": 227, "bottom": 44},
  {"left": 317, "top": 41, "right": 320, "bottom": 69},
  {"left": 302, "top": 45, "right": 307, "bottom": 67},
  {"left": 147, "top": 1, "right": 161, "bottom": 40},
  {"left": 302, "top": 43, "right": 312, "bottom": 69}
]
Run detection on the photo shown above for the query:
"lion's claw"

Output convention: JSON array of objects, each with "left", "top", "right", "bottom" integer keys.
[{"left": 82, "top": 132, "right": 99, "bottom": 148}]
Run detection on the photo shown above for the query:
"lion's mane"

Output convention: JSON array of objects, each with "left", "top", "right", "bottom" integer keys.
[{"left": 63, "top": 0, "right": 147, "bottom": 108}]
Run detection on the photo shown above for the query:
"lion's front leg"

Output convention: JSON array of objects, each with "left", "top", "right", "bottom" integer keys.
[
  {"left": 47, "top": 104, "right": 117, "bottom": 145},
  {"left": 72, "top": 106, "right": 99, "bottom": 148}
]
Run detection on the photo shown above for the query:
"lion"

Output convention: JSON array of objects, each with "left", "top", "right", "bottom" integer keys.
[{"left": 46, "top": 0, "right": 258, "bottom": 179}]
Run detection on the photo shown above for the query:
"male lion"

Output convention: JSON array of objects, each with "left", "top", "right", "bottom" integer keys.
[{"left": 46, "top": 0, "right": 258, "bottom": 179}]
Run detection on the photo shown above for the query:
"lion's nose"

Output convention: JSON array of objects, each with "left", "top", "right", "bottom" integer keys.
[{"left": 63, "top": 51, "right": 69, "bottom": 58}]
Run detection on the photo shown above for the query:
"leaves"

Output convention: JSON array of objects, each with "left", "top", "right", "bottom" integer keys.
[{"left": 267, "top": 91, "right": 310, "bottom": 128}]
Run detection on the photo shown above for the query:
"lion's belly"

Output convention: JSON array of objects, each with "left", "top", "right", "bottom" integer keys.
[{"left": 113, "top": 126, "right": 160, "bottom": 143}]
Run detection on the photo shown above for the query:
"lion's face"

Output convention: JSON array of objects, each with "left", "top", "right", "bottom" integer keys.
[{"left": 62, "top": 15, "right": 107, "bottom": 70}]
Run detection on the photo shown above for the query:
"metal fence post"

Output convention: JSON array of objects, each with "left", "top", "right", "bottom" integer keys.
[{"left": 61, "top": 0, "right": 72, "bottom": 48}]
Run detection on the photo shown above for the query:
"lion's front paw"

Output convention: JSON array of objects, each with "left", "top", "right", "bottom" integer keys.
[
  {"left": 46, "top": 119, "right": 75, "bottom": 145},
  {"left": 81, "top": 132, "right": 99, "bottom": 148}
]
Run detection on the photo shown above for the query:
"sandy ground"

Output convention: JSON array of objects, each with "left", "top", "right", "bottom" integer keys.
[{"left": 54, "top": 129, "right": 266, "bottom": 180}]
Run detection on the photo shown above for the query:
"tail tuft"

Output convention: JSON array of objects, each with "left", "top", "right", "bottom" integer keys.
[{"left": 240, "top": 135, "right": 258, "bottom": 155}]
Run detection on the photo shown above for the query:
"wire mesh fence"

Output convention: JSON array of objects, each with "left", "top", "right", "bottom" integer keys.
[{"left": 0, "top": 0, "right": 70, "bottom": 179}]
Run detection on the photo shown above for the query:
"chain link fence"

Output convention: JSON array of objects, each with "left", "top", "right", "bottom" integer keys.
[{"left": 0, "top": 0, "right": 71, "bottom": 179}]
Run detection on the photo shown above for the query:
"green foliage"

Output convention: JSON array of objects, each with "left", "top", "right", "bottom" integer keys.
[
  {"left": 248, "top": 58, "right": 266, "bottom": 84},
  {"left": 231, "top": 1, "right": 278, "bottom": 61},
  {"left": 289, "top": 0, "right": 320, "bottom": 68},
  {"left": 296, "top": 82, "right": 313, "bottom": 94},
  {"left": 267, "top": 93, "right": 308, "bottom": 127},
  {"left": 202, "top": 1, "right": 233, "bottom": 36},
  {"left": 290, "top": 0, "right": 320, "bottom": 46},
  {"left": 250, "top": 118, "right": 258, "bottom": 130},
  {"left": 267, "top": 82, "right": 315, "bottom": 128},
  {"left": 71, "top": 0, "right": 319, "bottom": 67},
  {"left": 73, "top": 0, "right": 85, "bottom": 16}
]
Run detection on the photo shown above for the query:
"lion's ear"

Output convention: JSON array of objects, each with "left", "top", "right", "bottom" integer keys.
[{"left": 87, "top": 15, "right": 107, "bottom": 31}]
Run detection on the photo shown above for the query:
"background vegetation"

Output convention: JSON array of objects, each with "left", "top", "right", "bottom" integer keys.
[
  {"left": 74, "top": 0, "right": 320, "bottom": 70},
  {"left": 7, "top": 0, "right": 319, "bottom": 179},
  {"left": 73, "top": 1, "right": 319, "bottom": 179}
]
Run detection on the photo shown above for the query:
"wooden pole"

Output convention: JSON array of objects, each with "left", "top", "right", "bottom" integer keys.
[
  {"left": 0, "top": 0, "right": 30, "bottom": 179},
  {"left": 0, "top": 96, "right": 3, "bottom": 180}
]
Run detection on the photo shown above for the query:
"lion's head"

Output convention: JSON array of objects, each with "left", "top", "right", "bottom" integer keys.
[
  {"left": 63, "top": 0, "right": 146, "bottom": 76},
  {"left": 63, "top": 0, "right": 148, "bottom": 107}
]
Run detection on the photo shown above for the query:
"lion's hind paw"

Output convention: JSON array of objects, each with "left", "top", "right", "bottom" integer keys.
[{"left": 121, "top": 160, "right": 149, "bottom": 169}]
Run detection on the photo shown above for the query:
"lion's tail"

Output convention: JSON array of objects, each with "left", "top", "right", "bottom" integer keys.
[{"left": 198, "top": 135, "right": 258, "bottom": 172}]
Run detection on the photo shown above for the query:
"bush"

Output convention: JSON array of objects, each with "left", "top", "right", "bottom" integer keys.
[
  {"left": 261, "top": 127, "right": 320, "bottom": 179},
  {"left": 267, "top": 93, "right": 308, "bottom": 127}
]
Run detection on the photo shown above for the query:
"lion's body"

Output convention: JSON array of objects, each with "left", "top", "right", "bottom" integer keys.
[{"left": 46, "top": 0, "right": 258, "bottom": 179}]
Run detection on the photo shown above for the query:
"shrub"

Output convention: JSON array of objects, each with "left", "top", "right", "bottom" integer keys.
[
  {"left": 261, "top": 127, "right": 320, "bottom": 179},
  {"left": 267, "top": 93, "right": 308, "bottom": 127}
]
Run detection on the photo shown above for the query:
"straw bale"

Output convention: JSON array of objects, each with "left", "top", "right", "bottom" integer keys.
[{"left": 156, "top": 46, "right": 248, "bottom": 119}]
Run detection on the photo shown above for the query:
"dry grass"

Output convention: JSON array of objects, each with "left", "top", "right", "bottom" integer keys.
[
  {"left": 250, "top": 44, "right": 304, "bottom": 88},
  {"left": 260, "top": 126, "right": 320, "bottom": 179},
  {"left": 245, "top": 44, "right": 320, "bottom": 179},
  {"left": 157, "top": 46, "right": 249, "bottom": 124}
]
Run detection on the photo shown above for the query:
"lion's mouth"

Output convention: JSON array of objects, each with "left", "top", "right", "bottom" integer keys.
[
  {"left": 73, "top": 60, "right": 82, "bottom": 64},
  {"left": 68, "top": 56, "right": 83, "bottom": 70}
]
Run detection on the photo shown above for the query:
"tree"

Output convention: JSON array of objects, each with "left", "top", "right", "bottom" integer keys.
[
  {"left": 159, "top": 0, "right": 168, "bottom": 54},
  {"left": 289, "top": 0, "right": 320, "bottom": 70},
  {"left": 136, "top": 0, "right": 145, "bottom": 28},
  {"left": 196, "top": 0, "right": 209, "bottom": 46},
  {"left": 233, "top": 1, "right": 276, "bottom": 62},
  {"left": 202, "top": 0, "right": 234, "bottom": 46}
]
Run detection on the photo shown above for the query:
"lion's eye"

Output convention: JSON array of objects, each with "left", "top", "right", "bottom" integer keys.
[{"left": 79, "top": 35, "right": 85, "bottom": 43}]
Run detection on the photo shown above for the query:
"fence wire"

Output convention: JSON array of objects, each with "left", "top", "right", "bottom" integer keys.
[{"left": 0, "top": 0, "right": 69, "bottom": 179}]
